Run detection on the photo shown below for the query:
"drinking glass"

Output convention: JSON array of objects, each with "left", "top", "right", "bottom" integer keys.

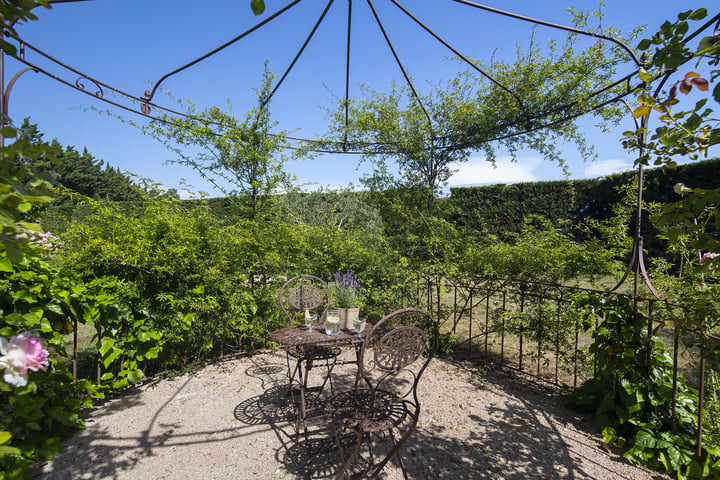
[
  {"left": 353, "top": 318, "right": 366, "bottom": 337},
  {"left": 304, "top": 309, "right": 317, "bottom": 332},
  {"left": 325, "top": 309, "right": 340, "bottom": 335}
]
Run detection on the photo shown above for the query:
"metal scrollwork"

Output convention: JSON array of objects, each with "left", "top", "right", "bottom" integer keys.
[
  {"left": 141, "top": 90, "right": 151, "bottom": 115},
  {"left": 374, "top": 326, "right": 426, "bottom": 371},
  {"left": 287, "top": 282, "right": 324, "bottom": 311},
  {"left": 75, "top": 76, "right": 104, "bottom": 98}
]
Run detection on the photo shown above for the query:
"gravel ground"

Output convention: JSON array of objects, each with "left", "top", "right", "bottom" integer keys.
[{"left": 35, "top": 350, "right": 672, "bottom": 480}]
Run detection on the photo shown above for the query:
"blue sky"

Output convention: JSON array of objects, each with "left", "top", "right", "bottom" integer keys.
[{"left": 3, "top": 0, "right": 714, "bottom": 196}]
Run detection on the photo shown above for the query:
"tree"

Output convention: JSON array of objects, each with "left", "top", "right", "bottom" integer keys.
[
  {"left": 621, "top": 8, "right": 720, "bottom": 259},
  {"left": 327, "top": 8, "right": 638, "bottom": 207},
  {"left": 0, "top": 1, "right": 50, "bottom": 57},
  {"left": 17, "top": 119, "right": 142, "bottom": 201},
  {"left": 330, "top": 82, "right": 472, "bottom": 208},
  {"left": 580, "top": 9, "right": 720, "bottom": 477},
  {"left": 145, "top": 68, "right": 293, "bottom": 220},
  {"left": 276, "top": 187, "right": 383, "bottom": 233}
]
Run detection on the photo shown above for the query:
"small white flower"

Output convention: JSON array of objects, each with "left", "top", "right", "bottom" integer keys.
[{"left": 674, "top": 183, "right": 690, "bottom": 195}]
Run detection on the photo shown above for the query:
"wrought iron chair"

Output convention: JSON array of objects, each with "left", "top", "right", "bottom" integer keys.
[
  {"left": 278, "top": 275, "right": 341, "bottom": 400},
  {"left": 325, "top": 308, "right": 438, "bottom": 480}
]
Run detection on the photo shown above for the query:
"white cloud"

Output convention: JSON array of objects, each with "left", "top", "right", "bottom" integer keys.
[
  {"left": 583, "top": 159, "right": 634, "bottom": 178},
  {"left": 448, "top": 156, "right": 543, "bottom": 187}
]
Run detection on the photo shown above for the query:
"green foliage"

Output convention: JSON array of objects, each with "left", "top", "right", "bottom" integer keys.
[
  {"left": 449, "top": 180, "right": 584, "bottom": 241},
  {"left": 652, "top": 184, "right": 720, "bottom": 269},
  {"left": 250, "top": 0, "right": 264, "bottom": 16},
  {"left": 290, "top": 223, "right": 410, "bottom": 321},
  {"left": 329, "top": 81, "right": 472, "bottom": 207},
  {"left": 448, "top": 158, "right": 720, "bottom": 258},
  {"left": 621, "top": 14, "right": 720, "bottom": 476},
  {"left": 650, "top": 180, "right": 720, "bottom": 469},
  {"left": 143, "top": 68, "right": 294, "bottom": 219},
  {"left": 455, "top": 215, "right": 619, "bottom": 285},
  {"left": 56, "top": 190, "right": 268, "bottom": 365},
  {"left": 327, "top": 6, "right": 637, "bottom": 207},
  {"left": 18, "top": 120, "right": 142, "bottom": 202},
  {"left": 0, "top": 126, "right": 107, "bottom": 479},
  {"left": 623, "top": 8, "right": 719, "bottom": 168},
  {"left": 275, "top": 188, "right": 383, "bottom": 234},
  {"left": 0, "top": 1, "right": 50, "bottom": 56},
  {"left": 570, "top": 293, "right": 719, "bottom": 479}
]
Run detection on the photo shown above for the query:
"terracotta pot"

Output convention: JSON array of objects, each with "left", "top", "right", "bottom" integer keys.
[{"left": 337, "top": 307, "right": 360, "bottom": 330}]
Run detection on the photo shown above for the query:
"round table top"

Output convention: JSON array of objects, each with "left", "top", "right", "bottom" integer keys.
[{"left": 269, "top": 323, "right": 374, "bottom": 348}]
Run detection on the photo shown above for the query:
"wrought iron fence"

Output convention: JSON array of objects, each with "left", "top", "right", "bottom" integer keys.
[{"left": 412, "top": 273, "right": 719, "bottom": 454}]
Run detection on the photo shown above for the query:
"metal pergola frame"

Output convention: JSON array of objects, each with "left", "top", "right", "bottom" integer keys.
[
  {"left": 3, "top": 0, "right": 720, "bottom": 460},
  {"left": 1, "top": 0, "right": 662, "bottom": 154},
  {"left": 2, "top": 0, "right": 719, "bottom": 305}
]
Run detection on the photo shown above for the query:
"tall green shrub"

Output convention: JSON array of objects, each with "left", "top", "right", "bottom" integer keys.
[{"left": 0, "top": 126, "right": 105, "bottom": 479}]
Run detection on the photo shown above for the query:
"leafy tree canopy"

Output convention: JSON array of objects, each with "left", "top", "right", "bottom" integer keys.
[
  {"left": 142, "top": 68, "right": 296, "bottom": 220},
  {"left": 325, "top": 7, "right": 641, "bottom": 204}
]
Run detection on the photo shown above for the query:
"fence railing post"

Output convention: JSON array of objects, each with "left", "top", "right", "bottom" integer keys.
[{"left": 698, "top": 352, "right": 706, "bottom": 458}]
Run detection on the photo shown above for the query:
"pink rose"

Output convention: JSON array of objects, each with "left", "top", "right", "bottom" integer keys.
[
  {"left": 701, "top": 252, "right": 719, "bottom": 264},
  {"left": 12, "top": 332, "right": 49, "bottom": 371},
  {"left": 0, "top": 332, "right": 49, "bottom": 387}
]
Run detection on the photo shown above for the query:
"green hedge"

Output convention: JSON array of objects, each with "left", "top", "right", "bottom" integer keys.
[{"left": 447, "top": 157, "right": 720, "bottom": 254}]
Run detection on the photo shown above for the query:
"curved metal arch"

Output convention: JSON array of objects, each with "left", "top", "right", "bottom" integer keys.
[
  {"left": 137, "top": 0, "right": 644, "bottom": 149},
  {"left": 609, "top": 69, "right": 676, "bottom": 301},
  {"left": 3, "top": 5, "right": 718, "bottom": 158},
  {"left": 261, "top": 0, "right": 336, "bottom": 113},
  {"left": 388, "top": 0, "right": 530, "bottom": 121},
  {"left": 141, "top": 0, "right": 303, "bottom": 107},
  {"left": 452, "top": 0, "right": 642, "bottom": 66},
  {"left": 366, "top": 0, "right": 433, "bottom": 135}
]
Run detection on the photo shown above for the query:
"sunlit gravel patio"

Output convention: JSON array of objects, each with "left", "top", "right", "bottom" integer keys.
[{"left": 35, "top": 350, "right": 671, "bottom": 480}]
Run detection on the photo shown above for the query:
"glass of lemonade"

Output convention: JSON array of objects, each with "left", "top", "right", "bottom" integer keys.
[
  {"left": 324, "top": 309, "right": 340, "bottom": 335},
  {"left": 304, "top": 309, "right": 317, "bottom": 332},
  {"left": 353, "top": 317, "right": 366, "bottom": 337}
]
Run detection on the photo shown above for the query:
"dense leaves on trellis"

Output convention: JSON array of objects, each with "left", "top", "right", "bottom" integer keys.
[
  {"left": 570, "top": 294, "right": 713, "bottom": 478},
  {"left": 583, "top": 8, "right": 720, "bottom": 479},
  {"left": 326, "top": 8, "right": 640, "bottom": 206},
  {"left": 141, "top": 69, "right": 293, "bottom": 220},
  {"left": 0, "top": 128, "right": 108, "bottom": 480}
]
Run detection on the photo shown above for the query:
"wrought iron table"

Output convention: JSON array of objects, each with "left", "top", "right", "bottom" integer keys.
[{"left": 269, "top": 323, "right": 373, "bottom": 432}]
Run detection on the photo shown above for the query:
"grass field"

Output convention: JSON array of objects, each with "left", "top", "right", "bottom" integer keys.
[{"left": 63, "top": 321, "right": 99, "bottom": 380}]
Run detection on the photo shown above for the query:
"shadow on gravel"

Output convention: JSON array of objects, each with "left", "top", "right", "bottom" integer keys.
[
  {"left": 273, "top": 356, "right": 669, "bottom": 480},
  {"left": 233, "top": 383, "right": 326, "bottom": 426},
  {"left": 389, "top": 359, "right": 669, "bottom": 480},
  {"left": 34, "top": 352, "right": 669, "bottom": 480}
]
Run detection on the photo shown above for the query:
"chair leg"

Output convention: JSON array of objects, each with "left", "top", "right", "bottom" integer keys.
[
  {"left": 367, "top": 416, "right": 418, "bottom": 479},
  {"left": 331, "top": 423, "right": 350, "bottom": 480},
  {"left": 333, "top": 429, "right": 365, "bottom": 480},
  {"left": 389, "top": 428, "right": 409, "bottom": 480},
  {"left": 318, "top": 358, "right": 336, "bottom": 394},
  {"left": 295, "top": 358, "right": 308, "bottom": 435}
]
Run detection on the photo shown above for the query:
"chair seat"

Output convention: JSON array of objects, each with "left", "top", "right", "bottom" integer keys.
[
  {"left": 326, "top": 388, "right": 410, "bottom": 433},
  {"left": 287, "top": 344, "right": 341, "bottom": 361}
]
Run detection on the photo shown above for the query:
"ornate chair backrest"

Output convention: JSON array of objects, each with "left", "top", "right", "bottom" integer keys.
[
  {"left": 278, "top": 275, "right": 331, "bottom": 327},
  {"left": 357, "top": 308, "right": 439, "bottom": 406}
]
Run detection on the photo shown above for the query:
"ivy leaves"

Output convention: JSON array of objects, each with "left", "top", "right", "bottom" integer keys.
[{"left": 570, "top": 294, "right": 709, "bottom": 478}]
